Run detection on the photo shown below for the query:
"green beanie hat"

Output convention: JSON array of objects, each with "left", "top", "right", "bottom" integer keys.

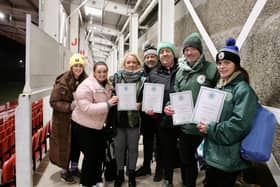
[
  {"left": 182, "top": 32, "right": 203, "bottom": 54},
  {"left": 157, "top": 41, "right": 176, "bottom": 57}
]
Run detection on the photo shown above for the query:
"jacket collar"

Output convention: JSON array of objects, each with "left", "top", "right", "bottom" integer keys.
[
  {"left": 179, "top": 54, "right": 206, "bottom": 72},
  {"left": 216, "top": 71, "right": 243, "bottom": 88}
]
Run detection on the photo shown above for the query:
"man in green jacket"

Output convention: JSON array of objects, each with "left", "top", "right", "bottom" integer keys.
[{"left": 164, "top": 32, "right": 219, "bottom": 187}]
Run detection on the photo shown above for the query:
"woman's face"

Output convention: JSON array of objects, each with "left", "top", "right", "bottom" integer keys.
[
  {"left": 71, "top": 64, "right": 84, "bottom": 79},
  {"left": 159, "top": 48, "right": 174, "bottom": 69},
  {"left": 94, "top": 64, "right": 108, "bottom": 83},
  {"left": 217, "top": 60, "right": 236, "bottom": 80},
  {"left": 124, "top": 55, "right": 140, "bottom": 71}
]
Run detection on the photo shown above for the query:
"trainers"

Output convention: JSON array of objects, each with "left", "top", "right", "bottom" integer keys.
[
  {"left": 135, "top": 166, "right": 151, "bottom": 177},
  {"left": 61, "top": 171, "right": 76, "bottom": 184}
]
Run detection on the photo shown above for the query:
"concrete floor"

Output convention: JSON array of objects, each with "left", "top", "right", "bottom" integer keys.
[
  {"left": 32, "top": 138, "right": 260, "bottom": 187},
  {"left": 33, "top": 140, "right": 205, "bottom": 187}
]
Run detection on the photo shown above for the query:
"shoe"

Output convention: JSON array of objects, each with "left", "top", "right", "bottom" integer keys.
[
  {"left": 114, "top": 170, "right": 124, "bottom": 187},
  {"left": 162, "top": 180, "right": 173, "bottom": 187},
  {"left": 135, "top": 166, "right": 151, "bottom": 177},
  {"left": 153, "top": 166, "right": 163, "bottom": 182},
  {"left": 128, "top": 170, "right": 136, "bottom": 187},
  {"left": 60, "top": 171, "right": 76, "bottom": 184},
  {"left": 71, "top": 169, "right": 81, "bottom": 178}
]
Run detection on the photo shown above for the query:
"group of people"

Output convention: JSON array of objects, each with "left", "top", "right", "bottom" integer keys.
[{"left": 49, "top": 32, "right": 258, "bottom": 187}]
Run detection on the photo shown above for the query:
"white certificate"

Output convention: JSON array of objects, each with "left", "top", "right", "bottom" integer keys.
[
  {"left": 170, "top": 91, "right": 194, "bottom": 125},
  {"left": 116, "top": 83, "right": 137, "bottom": 111},
  {"left": 192, "top": 86, "right": 226, "bottom": 123},
  {"left": 142, "top": 83, "right": 165, "bottom": 113}
]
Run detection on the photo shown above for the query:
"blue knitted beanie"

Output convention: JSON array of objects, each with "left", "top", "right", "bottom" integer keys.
[{"left": 216, "top": 38, "right": 240, "bottom": 65}]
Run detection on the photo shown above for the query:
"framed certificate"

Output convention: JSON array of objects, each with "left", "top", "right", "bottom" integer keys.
[
  {"left": 142, "top": 83, "right": 165, "bottom": 113},
  {"left": 192, "top": 86, "right": 226, "bottom": 123},
  {"left": 170, "top": 91, "right": 194, "bottom": 125},
  {"left": 116, "top": 83, "right": 137, "bottom": 111}
]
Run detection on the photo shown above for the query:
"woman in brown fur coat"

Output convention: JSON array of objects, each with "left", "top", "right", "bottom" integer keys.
[{"left": 49, "top": 53, "right": 87, "bottom": 184}]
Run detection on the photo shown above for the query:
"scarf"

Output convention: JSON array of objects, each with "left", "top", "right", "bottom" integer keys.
[
  {"left": 120, "top": 69, "right": 143, "bottom": 83},
  {"left": 216, "top": 71, "right": 241, "bottom": 88}
]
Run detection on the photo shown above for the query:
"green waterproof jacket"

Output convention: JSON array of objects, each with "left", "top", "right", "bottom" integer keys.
[
  {"left": 204, "top": 72, "right": 258, "bottom": 172},
  {"left": 175, "top": 55, "right": 219, "bottom": 134}
]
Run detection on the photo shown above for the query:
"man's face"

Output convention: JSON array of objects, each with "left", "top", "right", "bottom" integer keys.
[
  {"left": 183, "top": 47, "right": 200, "bottom": 65},
  {"left": 159, "top": 48, "right": 174, "bottom": 69},
  {"left": 144, "top": 54, "right": 158, "bottom": 68}
]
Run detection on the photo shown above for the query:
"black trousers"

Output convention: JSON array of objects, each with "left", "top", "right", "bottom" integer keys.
[
  {"left": 158, "top": 126, "right": 180, "bottom": 183},
  {"left": 70, "top": 122, "right": 80, "bottom": 165},
  {"left": 141, "top": 113, "right": 161, "bottom": 167},
  {"left": 178, "top": 132, "right": 203, "bottom": 187},
  {"left": 72, "top": 121, "right": 105, "bottom": 186},
  {"left": 204, "top": 165, "right": 239, "bottom": 187}
]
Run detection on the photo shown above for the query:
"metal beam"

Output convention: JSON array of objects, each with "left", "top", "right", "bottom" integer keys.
[
  {"left": 91, "top": 44, "right": 112, "bottom": 51},
  {"left": 103, "top": 1, "right": 132, "bottom": 16},
  {"left": 129, "top": 13, "right": 138, "bottom": 52},
  {"left": 92, "top": 36, "right": 114, "bottom": 46},
  {"left": 0, "top": 4, "right": 38, "bottom": 18},
  {"left": 158, "top": 0, "right": 174, "bottom": 43},
  {"left": 93, "top": 50, "right": 109, "bottom": 57},
  {"left": 94, "top": 56, "right": 106, "bottom": 62},
  {"left": 139, "top": 0, "right": 158, "bottom": 23},
  {"left": 120, "top": 0, "right": 143, "bottom": 33},
  {"left": 0, "top": 20, "right": 26, "bottom": 30},
  {"left": 92, "top": 46, "right": 110, "bottom": 53},
  {"left": 236, "top": 0, "right": 268, "bottom": 48},
  {"left": 87, "top": 24, "right": 119, "bottom": 36},
  {"left": 93, "top": 53, "right": 107, "bottom": 58},
  {"left": 92, "top": 46, "right": 111, "bottom": 53}
]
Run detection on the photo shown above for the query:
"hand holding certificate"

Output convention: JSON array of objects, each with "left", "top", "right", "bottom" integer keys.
[
  {"left": 192, "top": 86, "right": 227, "bottom": 124},
  {"left": 116, "top": 83, "right": 137, "bottom": 111},
  {"left": 170, "top": 91, "right": 194, "bottom": 125},
  {"left": 142, "top": 83, "right": 165, "bottom": 113}
]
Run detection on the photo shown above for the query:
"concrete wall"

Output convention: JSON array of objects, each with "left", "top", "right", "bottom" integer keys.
[{"left": 138, "top": 0, "right": 280, "bottom": 108}]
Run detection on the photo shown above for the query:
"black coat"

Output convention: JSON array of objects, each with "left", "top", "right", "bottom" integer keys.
[{"left": 145, "top": 60, "right": 179, "bottom": 128}]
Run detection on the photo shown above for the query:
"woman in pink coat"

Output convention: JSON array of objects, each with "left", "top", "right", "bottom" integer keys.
[{"left": 71, "top": 61, "right": 118, "bottom": 187}]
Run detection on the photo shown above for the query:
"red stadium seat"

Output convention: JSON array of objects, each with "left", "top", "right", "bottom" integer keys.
[
  {"left": 32, "top": 132, "right": 41, "bottom": 171},
  {"left": 0, "top": 136, "right": 11, "bottom": 167},
  {"left": 1, "top": 154, "right": 16, "bottom": 187}
]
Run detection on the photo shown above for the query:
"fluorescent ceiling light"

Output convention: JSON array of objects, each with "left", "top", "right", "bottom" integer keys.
[
  {"left": 0, "top": 12, "right": 5, "bottom": 20},
  {"left": 84, "top": 6, "right": 102, "bottom": 17}
]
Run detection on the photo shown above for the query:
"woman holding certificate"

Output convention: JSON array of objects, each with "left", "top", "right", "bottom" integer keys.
[
  {"left": 109, "top": 52, "right": 145, "bottom": 187},
  {"left": 71, "top": 61, "right": 118, "bottom": 187},
  {"left": 197, "top": 38, "right": 258, "bottom": 187}
]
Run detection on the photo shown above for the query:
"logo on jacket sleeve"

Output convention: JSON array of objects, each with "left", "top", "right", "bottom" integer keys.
[
  {"left": 225, "top": 92, "right": 233, "bottom": 101},
  {"left": 197, "top": 75, "right": 206, "bottom": 84}
]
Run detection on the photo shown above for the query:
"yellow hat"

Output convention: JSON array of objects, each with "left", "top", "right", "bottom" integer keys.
[{"left": 69, "top": 53, "right": 85, "bottom": 68}]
